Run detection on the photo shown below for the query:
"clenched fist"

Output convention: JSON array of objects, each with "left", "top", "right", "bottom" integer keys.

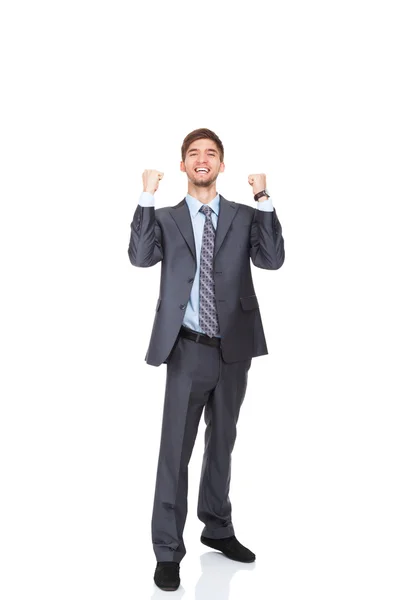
[
  {"left": 142, "top": 169, "right": 164, "bottom": 194},
  {"left": 248, "top": 173, "right": 267, "bottom": 195}
]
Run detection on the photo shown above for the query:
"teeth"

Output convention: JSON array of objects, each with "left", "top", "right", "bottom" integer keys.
[{"left": 196, "top": 168, "right": 208, "bottom": 172}]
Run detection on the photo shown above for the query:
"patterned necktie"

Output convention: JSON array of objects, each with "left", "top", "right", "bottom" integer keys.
[{"left": 199, "top": 205, "right": 219, "bottom": 337}]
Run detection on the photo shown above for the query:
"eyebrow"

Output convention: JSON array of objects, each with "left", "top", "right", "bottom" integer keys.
[{"left": 187, "top": 148, "right": 218, "bottom": 154}]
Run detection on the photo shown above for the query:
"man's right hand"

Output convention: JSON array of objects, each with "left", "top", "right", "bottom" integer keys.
[{"left": 142, "top": 169, "right": 164, "bottom": 194}]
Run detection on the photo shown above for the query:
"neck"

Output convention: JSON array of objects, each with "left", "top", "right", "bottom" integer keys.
[{"left": 187, "top": 183, "right": 218, "bottom": 204}]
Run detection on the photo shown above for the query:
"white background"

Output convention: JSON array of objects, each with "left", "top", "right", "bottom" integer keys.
[{"left": 1, "top": 1, "right": 407, "bottom": 598}]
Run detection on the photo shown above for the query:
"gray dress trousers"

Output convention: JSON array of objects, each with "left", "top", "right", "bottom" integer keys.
[{"left": 151, "top": 330, "right": 252, "bottom": 563}]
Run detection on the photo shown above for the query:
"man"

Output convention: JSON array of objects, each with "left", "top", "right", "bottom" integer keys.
[{"left": 128, "top": 128, "right": 285, "bottom": 591}]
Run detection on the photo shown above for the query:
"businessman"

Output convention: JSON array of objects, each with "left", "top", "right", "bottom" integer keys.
[{"left": 128, "top": 128, "right": 285, "bottom": 591}]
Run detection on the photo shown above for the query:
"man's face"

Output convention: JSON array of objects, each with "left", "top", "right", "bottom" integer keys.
[{"left": 180, "top": 138, "right": 225, "bottom": 187}]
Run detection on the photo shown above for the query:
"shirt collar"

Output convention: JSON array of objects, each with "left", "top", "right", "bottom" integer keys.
[{"left": 185, "top": 193, "right": 220, "bottom": 218}]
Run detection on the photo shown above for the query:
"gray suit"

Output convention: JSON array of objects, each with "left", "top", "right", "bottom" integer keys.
[
  {"left": 128, "top": 194, "right": 285, "bottom": 562},
  {"left": 128, "top": 195, "right": 285, "bottom": 366}
]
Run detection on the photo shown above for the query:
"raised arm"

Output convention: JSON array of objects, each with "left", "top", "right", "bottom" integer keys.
[
  {"left": 248, "top": 173, "right": 285, "bottom": 270},
  {"left": 128, "top": 169, "right": 164, "bottom": 268}
]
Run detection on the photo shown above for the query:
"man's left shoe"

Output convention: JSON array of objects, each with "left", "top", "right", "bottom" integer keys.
[{"left": 200, "top": 535, "right": 256, "bottom": 563}]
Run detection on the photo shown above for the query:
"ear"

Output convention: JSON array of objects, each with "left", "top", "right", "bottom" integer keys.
[
  {"left": 180, "top": 161, "right": 186, "bottom": 172},
  {"left": 219, "top": 162, "right": 225, "bottom": 173}
]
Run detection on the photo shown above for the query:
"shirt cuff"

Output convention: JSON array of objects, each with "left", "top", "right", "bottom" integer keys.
[
  {"left": 256, "top": 197, "right": 274, "bottom": 212},
  {"left": 138, "top": 191, "right": 155, "bottom": 207}
]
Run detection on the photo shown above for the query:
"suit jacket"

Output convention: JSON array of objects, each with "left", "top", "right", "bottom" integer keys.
[{"left": 128, "top": 194, "right": 285, "bottom": 366}]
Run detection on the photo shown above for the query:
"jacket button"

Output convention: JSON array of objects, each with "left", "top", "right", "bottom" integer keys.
[
  {"left": 188, "top": 277, "right": 194, "bottom": 283},
  {"left": 180, "top": 304, "right": 186, "bottom": 310}
]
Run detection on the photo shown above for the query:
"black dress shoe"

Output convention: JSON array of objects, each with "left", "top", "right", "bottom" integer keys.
[
  {"left": 153, "top": 561, "right": 180, "bottom": 591},
  {"left": 200, "top": 535, "right": 256, "bottom": 562}
]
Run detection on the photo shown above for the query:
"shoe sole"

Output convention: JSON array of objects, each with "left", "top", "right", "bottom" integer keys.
[
  {"left": 154, "top": 581, "right": 180, "bottom": 591},
  {"left": 155, "top": 585, "right": 179, "bottom": 591}
]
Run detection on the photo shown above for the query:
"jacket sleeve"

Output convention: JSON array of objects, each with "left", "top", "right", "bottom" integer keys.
[
  {"left": 250, "top": 208, "right": 285, "bottom": 270},
  {"left": 128, "top": 205, "right": 163, "bottom": 267}
]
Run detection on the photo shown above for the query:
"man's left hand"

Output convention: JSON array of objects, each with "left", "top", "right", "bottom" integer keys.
[{"left": 248, "top": 173, "right": 267, "bottom": 196}]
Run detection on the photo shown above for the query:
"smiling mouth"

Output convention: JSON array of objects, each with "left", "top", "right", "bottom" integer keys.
[{"left": 195, "top": 168, "right": 210, "bottom": 174}]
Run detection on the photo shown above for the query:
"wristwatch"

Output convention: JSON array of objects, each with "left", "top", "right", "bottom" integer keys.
[{"left": 254, "top": 188, "right": 270, "bottom": 201}]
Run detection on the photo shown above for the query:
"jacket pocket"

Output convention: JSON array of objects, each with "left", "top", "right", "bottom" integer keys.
[{"left": 240, "top": 294, "right": 259, "bottom": 311}]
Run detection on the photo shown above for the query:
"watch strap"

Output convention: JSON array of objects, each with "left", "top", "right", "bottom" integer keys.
[{"left": 254, "top": 189, "right": 270, "bottom": 202}]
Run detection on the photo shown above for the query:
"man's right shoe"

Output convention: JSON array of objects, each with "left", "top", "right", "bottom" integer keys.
[
  {"left": 153, "top": 561, "right": 180, "bottom": 591},
  {"left": 200, "top": 534, "right": 256, "bottom": 562}
]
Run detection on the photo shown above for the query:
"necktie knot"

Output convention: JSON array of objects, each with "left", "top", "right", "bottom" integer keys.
[{"left": 200, "top": 205, "right": 212, "bottom": 217}]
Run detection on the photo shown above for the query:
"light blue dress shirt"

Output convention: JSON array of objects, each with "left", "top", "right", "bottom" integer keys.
[{"left": 138, "top": 190, "right": 274, "bottom": 337}]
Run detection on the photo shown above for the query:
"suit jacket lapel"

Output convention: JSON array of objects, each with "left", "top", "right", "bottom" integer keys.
[
  {"left": 170, "top": 199, "right": 197, "bottom": 265},
  {"left": 170, "top": 194, "right": 239, "bottom": 263},
  {"left": 214, "top": 194, "right": 238, "bottom": 257}
]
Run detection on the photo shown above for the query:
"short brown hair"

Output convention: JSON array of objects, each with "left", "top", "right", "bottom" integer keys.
[{"left": 181, "top": 128, "right": 224, "bottom": 163}]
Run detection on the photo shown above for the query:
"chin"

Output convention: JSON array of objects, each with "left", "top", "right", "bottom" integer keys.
[
  {"left": 191, "top": 175, "right": 218, "bottom": 187},
  {"left": 194, "top": 181, "right": 211, "bottom": 188}
]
